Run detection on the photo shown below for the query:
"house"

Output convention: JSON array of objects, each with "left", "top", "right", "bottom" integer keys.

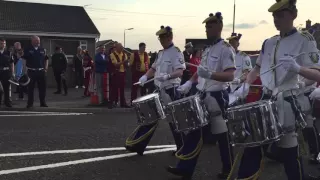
[
  {"left": 0, "top": 0, "right": 100, "bottom": 87},
  {"left": 302, "top": 19, "right": 320, "bottom": 48}
]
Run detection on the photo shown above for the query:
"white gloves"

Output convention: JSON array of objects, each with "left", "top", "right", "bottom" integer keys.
[
  {"left": 310, "top": 88, "right": 320, "bottom": 100},
  {"left": 156, "top": 74, "right": 171, "bottom": 82},
  {"left": 278, "top": 56, "right": 301, "bottom": 73},
  {"left": 138, "top": 75, "right": 148, "bottom": 86},
  {"left": 197, "top": 66, "right": 212, "bottom": 79},
  {"left": 234, "top": 83, "right": 250, "bottom": 99},
  {"left": 297, "top": 81, "right": 305, "bottom": 89},
  {"left": 177, "top": 80, "right": 193, "bottom": 94}
]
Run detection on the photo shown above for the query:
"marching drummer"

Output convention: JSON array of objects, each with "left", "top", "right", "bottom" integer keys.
[
  {"left": 296, "top": 76, "right": 320, "bottom": 165},
  {"left": 173, "top": 12, "right": 236, "bottom": 179},
  {"left": 125, "top": 25, "right": 186, "bottom": 156},
  {"left": 227, "top": 33, "right": 252, "bottom": 93},
  {"left": 233, "top": 0, "right": 320, "bottom": 179}
]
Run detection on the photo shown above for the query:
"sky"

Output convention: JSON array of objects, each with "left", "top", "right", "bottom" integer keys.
[{"left": 7, "top": 0, "right": 320, "bottom": 52}]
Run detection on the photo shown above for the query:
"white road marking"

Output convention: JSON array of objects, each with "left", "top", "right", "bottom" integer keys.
[
  {"left": 0, "top": 145, "right": 176, "bottom": 157},
  {"left": 0, "top": 113, "right": 92, "bottom": 117},
  {"left": 0, "top": 111, "right": 58, "bottom": 114},
  {"left": 0, "top": 147, "right": 176, "bottom": 175}
]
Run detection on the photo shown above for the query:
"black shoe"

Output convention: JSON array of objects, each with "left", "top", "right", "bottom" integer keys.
[
  {"left": 121, "top": 104, "right": 131, "bottom": 108},
  {"left": 54, "top": 91, "right": 61, "bottom": 94},
  {"left": 166, "top": 166, "right": 192, "bottom": 179},
  {"left": 26, "top": 104, "right": 33, "bottom": 109},
  {"left": 217, "top": 172, "right": 229, "bottom": 179},
  {"left": 309, "top": 154, "right": 320, "bottom": 165},
  {"left": 4, "top": 103, "right": 12, "bottom": 108},
  {"left": 40, "top": 103, "right": 48, "bottom": 107},
  {"left": 125, "top": 146, "right": 144, "bottom": 156},
  {"left": 63, "top": 93, "right": 68, "bottom": 96}
]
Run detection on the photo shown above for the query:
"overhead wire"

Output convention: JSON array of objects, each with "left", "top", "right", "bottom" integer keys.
[{"left": 85, "top": 7, "right": 201, "bottom": 18}]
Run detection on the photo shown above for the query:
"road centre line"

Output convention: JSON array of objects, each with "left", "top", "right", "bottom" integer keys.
[
  {"left": 0, "top": 147, "right": 176, "bottom": 176},
  {"left": 0, "top": 145, "right": 176, "bottom": 157}
]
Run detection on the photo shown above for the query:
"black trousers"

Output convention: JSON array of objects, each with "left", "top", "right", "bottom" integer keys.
[
  {"left": 17, "top": 85, "right": 27, "bottom": 99},
  {"left": 53, "top": 70, "right": 67, "bottom": 93},
  {"left": 75, "top": 68, "right": 83, "bottom": 86},
  {"left": 0, "top": 70, "right": 11, "bottom": 105},
  {"left": 27, "top": 70, "right": 47, "bottom": 106}
]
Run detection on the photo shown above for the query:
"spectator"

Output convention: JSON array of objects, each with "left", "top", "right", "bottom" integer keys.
[
  {"left": 182, "top": 42, "right": 193, "bottom": 84},
  {"left": 72, "top": 47, "right": 85, "bottom": 89},
  {"left": 110, "top": 43, "right": 130, "bottom": 108},
  {"left": 15, "top": 49, "right": 27, "bottom": 100},
  {"left": 189, "top": 49, "right": 201, "bottom": 95},
  {"left": 130, "top": 42, "right": 149, "bottom": 104},
  {"left": 83, "top": 50, "right": 94, "bottom": 97},
  {"left": 94, "top": 46, "right": 108, "bottom": 105},
  {"left": 145, "top": 51, "right": 157, "bottom": 93},
  {"left": 51, "top": 46, "right": 68, "bottom": 95}
]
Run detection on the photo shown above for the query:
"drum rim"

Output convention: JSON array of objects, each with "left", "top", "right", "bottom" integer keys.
[
  {"left": 167, "top": 94, "right": 201, "bottom": 106},
  {"left": 132, "top": 93, "right": 159, "bottom": 103},
  {"left": 228, "top": 93, "right": 240, "bottom": 105},
  {"left": 227, "top": 100, "right": 272, "bottom": 111}
]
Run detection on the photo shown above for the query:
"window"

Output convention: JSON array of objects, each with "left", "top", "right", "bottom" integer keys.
[{"left": 79, "top": 40, "right": 87, "bottom": 50}]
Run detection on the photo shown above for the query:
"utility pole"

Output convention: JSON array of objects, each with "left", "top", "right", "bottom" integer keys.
[{"left": 233, "top": 0, "right": 236, "bottom": 33}]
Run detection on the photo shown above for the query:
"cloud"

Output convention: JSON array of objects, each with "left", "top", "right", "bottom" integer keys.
[
  {"left": 225, "top": 23, "right": 257, "bottom": 29},
  {"left": 259, "top": 20, "right": 268, "bottom": 25},
  {"left": 225, "top": 20, "right": 268, "bottom": 29}
]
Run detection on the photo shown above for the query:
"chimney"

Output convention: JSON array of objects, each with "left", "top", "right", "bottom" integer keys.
[{"left": 306, "top": 19, "right": 312, "bottom": 29}]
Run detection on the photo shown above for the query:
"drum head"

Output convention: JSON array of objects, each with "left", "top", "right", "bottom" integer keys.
[
  {"left": 132, "top": 93, "right": 159, "bottom": 103},
  {"left": 167, "top": 94, "right": 200, "bottom": 106},
  {"left": 229, "top": 94, "right": 237, "bottom": 105}
]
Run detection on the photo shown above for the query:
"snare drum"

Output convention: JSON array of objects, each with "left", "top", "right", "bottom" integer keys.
[
  {"left": 167, "top": 94, "right": 209, "bottom": 133},
  {"left": 131, "top": 93, "right": 166, "bottom": 125},
  {"left": 226, "top": 100, "right": 283, "bottom": 147}
]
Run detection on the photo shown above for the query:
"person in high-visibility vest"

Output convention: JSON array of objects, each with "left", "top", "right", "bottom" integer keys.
[
  {"left": 129, "top": 43, "right": 150, "bottom": 104},
  {"left": 110, "top": 43, "right": 130, "bottom": 108}
]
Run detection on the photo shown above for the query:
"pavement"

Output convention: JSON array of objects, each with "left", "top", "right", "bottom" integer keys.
[
  {"left": 0, "top": 88, "right": 320, "bottom": 179},
  {"left": 6, "top": 88, "right": 134, "bottom": 113}
]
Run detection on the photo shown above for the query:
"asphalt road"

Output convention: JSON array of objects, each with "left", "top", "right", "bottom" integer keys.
[{"left": 0, "top": 110, "right": 319, "bottom": 180}]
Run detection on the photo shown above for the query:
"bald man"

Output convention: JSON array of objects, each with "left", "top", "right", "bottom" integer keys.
[
  {"left": 22, "top": 36, "right": 49, "bottom": 108},
  {"left": 110, "top": 43, "right": 130, "bottom": 108}
]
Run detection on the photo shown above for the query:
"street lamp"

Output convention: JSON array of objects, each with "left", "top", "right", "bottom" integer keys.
[{"left": 124, "top": 28, "right": 134, "bottom": 47}]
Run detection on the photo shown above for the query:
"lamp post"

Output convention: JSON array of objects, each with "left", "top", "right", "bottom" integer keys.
[{"left": 124, "top": 28, "right": 134, "bottom": 47}]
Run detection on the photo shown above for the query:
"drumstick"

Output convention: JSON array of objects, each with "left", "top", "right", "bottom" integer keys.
[
  {"left": 259, "top": 63, "right": 283, "bottom": 76},
  {"left": 134, "top": 78, "right": 155, "bottom": 86}
]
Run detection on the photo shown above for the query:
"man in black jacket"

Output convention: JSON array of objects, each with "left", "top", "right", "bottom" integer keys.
[{"left": 52, "top": 46, "right": 68, "bottom": 95}]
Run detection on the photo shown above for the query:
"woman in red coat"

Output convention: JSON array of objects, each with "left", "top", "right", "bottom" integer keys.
[{"left": 83, "top": 50, "right": 94, "bottom": 97}]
